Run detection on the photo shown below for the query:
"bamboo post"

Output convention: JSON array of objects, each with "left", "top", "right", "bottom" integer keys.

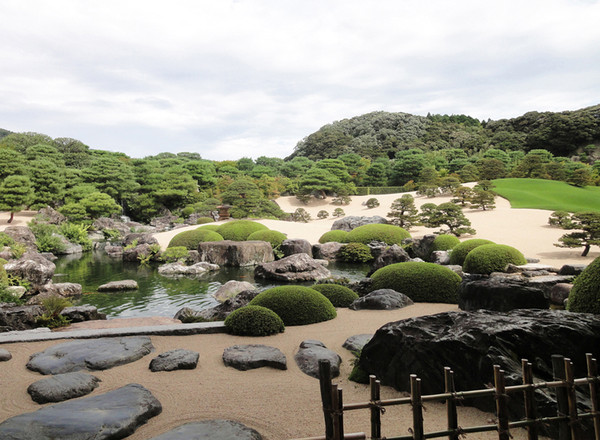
[
  {"left": 564, "top": 358, "right": 582, "bottom": 439},
  {"left": 319, "top": 360, "right": 334, "bottom": 440},
  {"left": 338, "top": 387, "right": 345, "bottom": 440},
  {"left": 444, "top": 367, "right": 459, "bottom": 440},
  {"left": 494, "top": 365, "right": 510, "bottom": 440},
  {"left": 586, "top": 353, "right": 600, "bottom": 440},
  {"left": 410, "top": 374, "right": 424, "bottom": 440},
  {"left": 552, "top": 354, "right": 570, "bottom": 440},
  {"left": 332, "top": 384, "right": 341, "bottom": 440},
  {"left": 370, "top": 375, "right": 381, "bottom": 439},
  {"left": 521, "top": 359, "right": 538, "bottom": 440}
]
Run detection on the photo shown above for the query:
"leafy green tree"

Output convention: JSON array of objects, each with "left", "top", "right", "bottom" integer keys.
[
  {"left": 236, "top": 157, "right": 255, "bottom": 172},
  {"left": 568, "top": 166, "right": 595, "bottom": 187},
  {"left": 0, "top": 148, "right": 27, "bottom": 180},
  {"left": 52, "top": 137, "right": 91, "bottom": 168},
  {"left": 0, "top": 132, "right": 54, "bottom": 153},
  {"left": 25, "top": 144, "right": 65, "bottom": 165},
  {"left": 0, "top": 175, "right": 34, "bottom": 223},
  {"left": 332, "top": 208, "right": 345, "bottom": 217},
  {"left": 420, "top": 202, "right": 475, "bottom": 236},
  {"left": 469, "top": 189, "right": 496, "bottom": 210},
  {"left": 458, "top": 163, "right": 480, "bottom": 182},
  {"left": 451, "top": 186, "right": 474, "bottom": 206},
  {"left": 81, "top": 155, "right": 139, "bottom": 205},
  {"left": 27, "top": 159, "right": 66, "bottom": 208},
  {"left": 364, "top": 161, "right": 388, "bottom": 186},
  {"left": 387, "top": 195, "right": 420, "bottom": 229},
  {"left": 476, "top": 158, "right": 506, "bottom": 180},
  {"left": 315, "top": 159, "right": 352, "bottom": 183},
  {"left": 390, "top": 149, "right": 428, "bottom": 185},
  {"left": 555, "top": 211, "right": 600, "bottom": 256},
  {"left": 510, "top": 149, "right": 553, "bottom": 179},
  {"left": 280, "top": 156, "right": 314, "bottom": 179},
  {"left": 154, "top": 167, "right": 198, "bottom": 211},
  {"left": 297, "top": 167, "right": 342, "bottom": 199},
  {"left": 183, "top": 160, "right": 217, "bottom": 189},
  {"left": 221, "top": 177, "right": 266, "bottom": 218},
  {"left": 80, "top": 192, "right": 122, "bottom": 219}
]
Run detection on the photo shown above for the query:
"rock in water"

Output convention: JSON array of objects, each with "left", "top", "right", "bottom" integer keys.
[
  {"left": 148, "top": 420, "right": 262, "bottom": 440},
  {"left": 97, "top": 280, "right": 139, "bottom": 291},
  {"left": 198, "top": 240, "right": 274, "bottom": 266},
  {"left": 0, "top": 383, "right": 162, "bottom": 440}
]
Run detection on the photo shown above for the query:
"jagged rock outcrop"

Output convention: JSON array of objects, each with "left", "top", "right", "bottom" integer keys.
[
  {"left": 409, "top": 234, "right": 437, "bottom": 261},
  {"left": 459, "top": 278, "right": 549, "bottom": 312},
  {"left": 331, "top": 215, "right": 387, "bottom": 231},
  {"left": 4, "top": 252, "right": 55, "bottom": 291},
  {"left": 213, "top": 280, "right": 255, "bottom": 302},
  {"left": 280, "top": 238, "right": 312, "bottom": 257},
  {"left": 37, "top": 207, "right": 67, "bottom": 225},
  {"left": 254, "top": 253, "right": 330, "bottom": 281},
  {"left": 2, "top": 226, "right": 37, "bottom": 250},
  {"left": 367, "top": 244, "right": 410, "bottom": 276},
  {"left": 198, "top": 240, "right": 274, "bottom": 266}
]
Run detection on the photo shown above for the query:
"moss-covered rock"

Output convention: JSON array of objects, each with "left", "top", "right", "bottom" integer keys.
[
  {"left": 338, "top": 242, "right": 373, "bottom": 263},
  {"left": 318, "top": 230, "right": 349, "bottom": 244},
  {"left": 463, "top": 244, "right": 527, "bottom": 274},
  {"left": 448, "top": 238, "right": 495, "bottom": 266},
  {"left": 224, "top": 305, "right": 285, "bottom": 336},
  {"left": 249, "top": 286, "right": 336, "bottom": 326},
  {"left": 311, "top": 284, "right": 359, "bottom": 307},
  {"left": 247, "top": 229, "right": 287, "bottom": 248},
  {"left": 432, "top": 234, "right": 460, "bottom": 252},
  {"left": 566, "top": 256, "right": 600, "bottom": 314},
  {"left": 370, "top": 261, "right": 461, "bottom": 303},
  {"left": 345, "top": 224, "right": 410, "bottom": 246},
  {"left": 216, "top": 220, "right": 268, "bottom": 241},
  {"left": 167, "top": 228, "right": 224, "bottom": 249}
]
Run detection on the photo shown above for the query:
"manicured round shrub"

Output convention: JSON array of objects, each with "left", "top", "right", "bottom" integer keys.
[
  {"left": 448, "top": 239, "right": 495, "bottom": 266},
  {"left": 319, "top": 230, "right": 349, "bottom": 244},
  {"left": 216, "top": 220, "right": 268, "bottom": 241},
  {"left": 161, "top": 246, "right": 189, "bottom": 263},
  {"left": 247, "top": 229, "right": 287, "bottom": 248},
  {"left": 196, "top": 217, "right": 215, "bottom": 225},
  {"left": 311, "top": 284, "right": 358, "bottom": 307},
  {"left": 432, "top": 234, "right": 460, "bottom": 252},
  {"left": 370, "top": 261, "right": 461, "bottom": 303},
  {"left": 338, "top": 243, "right": 373, "bottom": 263},
  {"left": 462, "top": 244, "right": 527, "bottom": 275},
  {"left": 167, "top": 228, "right": 224, "bottom": 249},
  {"left": 249, "top": 286, "right": 336, "bottom": 326},
  {"left": 224, "top": 305, "right": 285, "bottom": 336},
  {"left": 566, "top": 256, "right": 600, "bottom": 314},
  {"left": 345, "top": 224, "right": 410, "bottom": 246},
  {"left": 197, "top": 224, "right": 221, "bottom": 232}
]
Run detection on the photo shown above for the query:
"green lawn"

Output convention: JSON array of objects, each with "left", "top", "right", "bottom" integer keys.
[{"left": 491, "top": 178, "right": 600, "bottom": 212}]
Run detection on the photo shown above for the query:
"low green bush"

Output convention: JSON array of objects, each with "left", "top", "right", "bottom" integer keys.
[
  {"left": 338, "top": 243, "right": 374, "bottom": 263},
  {"left": 249, "top": 286, "right": 336, "bottom": 326},
  {"left": 167, "top": 229, "right": 224, "bottom": 249},
  {"left": 160, "top": 246, "right": 189, "bottom": 263},
  {"left": 197, "top": 224, "right": 221, "bottom": 232},
  {"left": 566, "top": 256, "right": 600, "bottom": 314},
  {"left": 345, "top": 224, "right": 410, "bottom": 246},
  {"left": 366, "top": 198, "right": 380, "bottom": 208},
  {"left": 247, "top": 229, "right": 287, "bottom": 248},
  {"left": 36, "top": 296, "right": 72, "bottom": 329},
  {"left": 224, "top": 305, "right": 285, "bottom": 336},
  {"left": 59, "top": 223, "right": 92, "bottom": 251},
  {"left": 432, "top": 234, "right": 460, "bottom": 252},
  {"left": 0, "top": 232, "right": 15, "bottom": 247},
  {"left": 196, "top": 217, "right": 215, "bottom": 224},
  {"left": 216, "top": 220, "right": 268, "bottom": 241},
  {"left": 463, "top": 244, "right": 527, "bottom": 274},
  {"left": 448, "top": 239, "right": 495, "bottom": 265},
  {"left": 317, "top": 210, "right": 329, "bottom": 219},
  {"left": 318, "top": 230, "right": 349, "bottom": 244},
  {"left": 311, "top": 284, "right": 358, "bottom": 307},
  {"left": 0, "top": 259, "right": 8, "bottom": 288},
  {"left": 370, "top": 261, "right": 461, "bottom": 303}
]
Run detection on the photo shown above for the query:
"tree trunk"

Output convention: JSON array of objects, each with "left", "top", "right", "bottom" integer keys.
[
  {"left": 581, "top": 244, "right": 590, "bottom": 257},
  {"left": 8, "top": 211, "right": 14, "bottom": 223}
]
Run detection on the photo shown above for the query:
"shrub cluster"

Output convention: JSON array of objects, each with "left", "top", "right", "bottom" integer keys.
[
  {"left": 566, "top": 256, "right": 600, "bottom": 314},
  {"left": 318, "top": 230, "right": 349, "bottom": 244},
  {"left": 345, "top": 224, "right": 410, "bottom": 246},
  {"left": 448, "top": 239, "right": 495, "bottom": 266},
  {"left": 224, "top": 305, "right": 285, "bottom": 336},
  {"left": 311, "top": 284, "right": 358, "bottom": 307},
  {"left": 167, "top": 228, "right": 224, "bottom": 249},
  {"left": 246, "top": 229, "right": 287, "bottom": 248},
  {"left": 196, "top": 217, "right": 215, "bottom": 225},
  {"left": 338, "top": 243, "right": 373, "bottom": 263},
  {"left": 370, "top": 261, "right": 461, "bottom": 303},
  {"left": 462, "top": 244, "right": 527, "bottom": 274},
  {"left": 216, "top": 220, "right": 268, "bottom": 241},
  {"left": 431, "top": 234, "right": 460, "bottom": 252},
  {"left": 249, "top": 286, "right": 336, "bottom": 326},
  {"left": 160, "top": 246, "right": 189, "bottom": 263}
]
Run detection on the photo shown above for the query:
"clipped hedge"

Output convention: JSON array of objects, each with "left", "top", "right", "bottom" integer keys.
[
  {"left": 249, "top": 286, "right": 336, "bottom": 326},
  {"left": 370, "top": 261, "right": 461, "bottom": 303},
  {"left": 448, "top": 239, "right": 495, "bottom": 266},
  {"left": 566, "top": 256, "right": 600, "bottom": 314},
  {"left": 432, "top": 234, "right": 460, "bottom": 252},
  {"left": 311, "top": 284, "right": 358, "bottom": 307},
  {"left": 197, "top": 224, "right": 221, "bottom": 232},
  {"left": 338, "top": 243, "right": 373, "bottom": 263},
  {"left": 167, "top": 228, "right": 224, "bottom": 249},
  {"left": 247, "top": 229, "right": 287, "bottom": 248},
  {"left": 319, "top": 230, "right": 349, "bottom": 244},
  {"left": 216, "top": 220, "right": 268, "bottom": 241},
  {"left": 463, "top": 244, "right": 527, "bottom": 274},
  {"left": 345, "top": 224, "right": 410, "bottom": 246},
  {"left": 224, "top": 305, "right": 285, "bottom": 336}
]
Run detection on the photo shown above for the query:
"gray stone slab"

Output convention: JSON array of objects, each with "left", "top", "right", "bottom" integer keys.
[
  {"left": 0, "top": 348, "right": 11, "bottom": 361},
  {"left": 222, "top": 344, "right": 287, "bottom": 371},
  {"left": 342, "top": 334, "right": 373, "bottom": 353},
  {"left": 349, "top": 289, "right": 413, "bottom": 310},
  {"left": 149, "top": 419, "right": 262, "bottom": 439},
  {"left": 0, "top": 383, "right": 162, "bottom": 440},
  {"left": 27, "top": 372, "right": 101, "bottom": 403},
  {"left": 294, "top": 340, "right": 341, "bottom": 379},
  {"left": 27, "top": 336, "right": 154, "bottom": 375},
  {"left": 150, "top": 349, "right": 199, "bottom": 372}
]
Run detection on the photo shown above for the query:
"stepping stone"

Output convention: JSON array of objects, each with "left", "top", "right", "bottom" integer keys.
[
  {"left": 349, "top": 289, "right": 413, "bottom": 310},
  {"left": 150, "top": 349, "right": 199, "bottom": 372},
  {"left": 27, "top": 336, "right": 154, "bottom": 375},
  {"left": 342, "top": 334, "right": 373, "bottom": 353},
  {"left": 222, "top": 344, "right": 287, "bottom": 371},
  {"left": 0, "top": 348, "right": 11, "bottom": 361},
  {"left": 97, "top": 280, "right": 139, "bottom": 291},
  {"left": 149, "top": 419, "right": 262, "bottom": 439},
  {"left": 27, "top": 372, "right": 101, "bottom": 403},
  {"left": 294, "top": 340, "right": 341, "bottom": 379},
  {"left": 0, "top": 383, "right": 162, "bottom": 440}
]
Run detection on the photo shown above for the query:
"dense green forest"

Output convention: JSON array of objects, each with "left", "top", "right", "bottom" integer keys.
[{"left": 0, "top": 105, "right": 598, "bottom": 224}]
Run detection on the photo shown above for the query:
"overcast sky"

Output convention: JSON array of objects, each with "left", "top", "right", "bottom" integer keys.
[{"left": 1, "top": 1, "right": 599, "bottom": 161}]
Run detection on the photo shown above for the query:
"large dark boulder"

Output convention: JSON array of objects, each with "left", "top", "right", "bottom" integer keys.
[
  {"left": 409, "top": 234, "right": 436, "bottom": 261},
  {"left": 0, "top": 304, "right": 44, "bottom": 331},
  {"left": 198, "top": 240, "right": 274, "bottom": 266},
  {"left": 255, "top": 253, "right": 330, "bottom": 281},
  {"left": 60, "top": 305, "right": 106, "bottom": 323},
  {"left": 0, "top": 383, "right": 162, "bottom": 440},
  {"left": 4, "top": 252, "right": 55, "bottom": 292},
  {"left": 331, "top": 215, "right": 387, "bottom": 232},
  {"left": 280, "top": 238, "right": 312, "bottom": 257},
  {"left": 459, "top": 278, "right": 549, "bottom": 312},
  {"left": 148, "top": 420, "right": 262, "bottom": 440},
  {"left": 359, "top": 309, "right": 600, "bottom": 436}
]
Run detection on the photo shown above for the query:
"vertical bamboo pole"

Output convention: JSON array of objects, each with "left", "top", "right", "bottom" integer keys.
[
  {"left": 338, "top": 387, "right": 345, "bottom": 440},
  {"left": 494, "top": 365, "right": 510, "bottom": 440},
  {"left": 552, "top": 354, "right": 570, "bottom": 440},
  {"left": 411, "top": 374, "right": 424, "bottom": 440},
  {"left": 370, "top": 375, "right": 381, "bottom": 439},
  {"left": 319, "top": 360, "right": 334, "bottom": 440},
  {"left": 331, "top": 384, "right": 341, "bottom": 440},
  {"left": 521, "top": 359, "right": 538, "bottom": 440},
  {"left": 444, "top": 367, "right": 459, "bottom": 440},
  {"left": 564, "top": 358, "right": 582, "bottom": 439},
  {"left": 586, "top": 353, "right": 600, "bottom": 440}
]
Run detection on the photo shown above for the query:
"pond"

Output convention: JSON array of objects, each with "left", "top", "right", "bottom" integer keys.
[{"left": 53, "top": 252, "right": 370, "bottom": 319}]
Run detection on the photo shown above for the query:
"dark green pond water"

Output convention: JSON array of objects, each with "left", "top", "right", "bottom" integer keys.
[{"left": 53, "top": 252, "right": 369, "bottom": 319}]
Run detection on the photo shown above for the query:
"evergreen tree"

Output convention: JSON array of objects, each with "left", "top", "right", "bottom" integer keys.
[
  {"left": 0, "top": 175, "right": 34, "bottom": 223},
  {"left": 387, "top": 194, "right": 420, "bottom": 229},
  {"left": 420, "top": 202, "right": 475, "bottom": 236}
]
